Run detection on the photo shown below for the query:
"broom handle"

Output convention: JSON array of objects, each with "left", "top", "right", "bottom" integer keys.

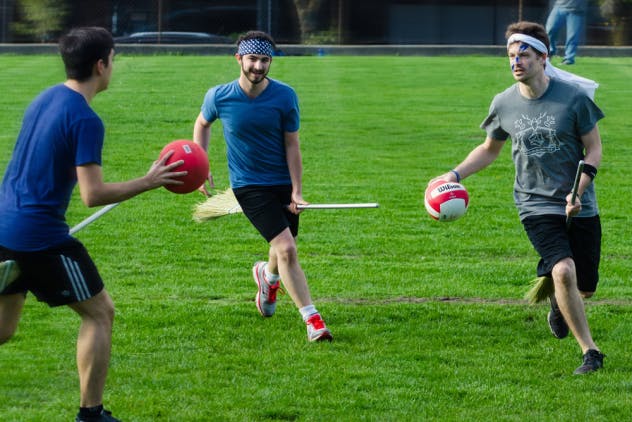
[
  {"left": 70, "top": 202, "right": 120, "bottom": 235},
  {"left": 566, "top": 160, "right": 584, "bottom": 229},
  {"left": 2, "top": 202, "right": 120, "bottom": 291},
  {"left": 297, "top": 203, "right": 379, "bottom": 209}
]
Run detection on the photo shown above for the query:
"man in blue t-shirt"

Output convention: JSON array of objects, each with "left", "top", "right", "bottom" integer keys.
[
  {"left": 193, "top": 31, "right": 332, "bottom": 342},
  {"left": 429, "top": 21, "right": 605, "bottom": 375},
  {"left": 0, "top": 27, "right": 186, "bottom": 422}
]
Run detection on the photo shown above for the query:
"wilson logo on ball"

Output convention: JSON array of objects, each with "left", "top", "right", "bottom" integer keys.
[{"left": 424, "top": 180, "right": 469, "bottom": 222}]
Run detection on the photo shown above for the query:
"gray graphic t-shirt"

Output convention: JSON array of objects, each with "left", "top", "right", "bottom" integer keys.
[{"left": 481, "top": 78, "right": 604, "bottom": 220}]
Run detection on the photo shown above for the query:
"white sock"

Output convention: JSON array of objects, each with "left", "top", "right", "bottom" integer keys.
[
  {"left": 299, "top": 304, "right": 317, "bottom": 321},
  {"left": 264, "top": 264, "right": 280, "bottom": 284}
]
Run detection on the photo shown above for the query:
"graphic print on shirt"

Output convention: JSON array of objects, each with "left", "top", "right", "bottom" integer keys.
[{"left": 514, "top": 112, "right": 560, "bottom": 157}]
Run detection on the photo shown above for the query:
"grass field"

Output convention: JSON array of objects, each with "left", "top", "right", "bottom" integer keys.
[{"left": 1, "top": 54, "right": 631, "bottom": 421}]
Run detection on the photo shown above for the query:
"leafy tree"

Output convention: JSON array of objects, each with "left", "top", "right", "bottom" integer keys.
[
  {"left": 599, "top": 0, "right": 632, "bottom": 45},
  {"left": 292, "top": 0, "right": 335, "bottom": 44},
  {"left": 12, "top": 0, "right": 68, "bottom": 42}
]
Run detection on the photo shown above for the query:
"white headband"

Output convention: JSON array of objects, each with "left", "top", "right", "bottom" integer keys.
[{"left": 507, "top": 34, "right": 548, "bottom": 55}]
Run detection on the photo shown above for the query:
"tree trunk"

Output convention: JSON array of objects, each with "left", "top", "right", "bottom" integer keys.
[{"left": 293, "top": 0, "right": 324, "bottom": 43}]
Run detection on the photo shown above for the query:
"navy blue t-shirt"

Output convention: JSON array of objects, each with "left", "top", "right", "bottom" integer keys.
[{"left": 0, "top": 84, "right": 104, "bottom": 251}]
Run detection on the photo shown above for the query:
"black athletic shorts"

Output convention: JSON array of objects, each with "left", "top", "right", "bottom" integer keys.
[
  {"left": 521, "top": 214, "right": 601, "bottom": 293},
  {"left": 233, "top": 185, "right": 299, "bottom": 242},
  {"left": 0, "top": 238, "right": 104, "bottom": 306}
]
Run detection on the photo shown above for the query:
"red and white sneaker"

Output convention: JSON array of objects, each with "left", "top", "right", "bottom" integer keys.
[
  {"left": 305, "top": 313, "right": 333, "bottom": 342},
  {"left": 252, "top": 261, "right": 280, "bottom": 317}
]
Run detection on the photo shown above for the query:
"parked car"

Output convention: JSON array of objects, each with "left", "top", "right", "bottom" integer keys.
[{"left": 114, "top": 31, "right": 233, "bottom": 44}]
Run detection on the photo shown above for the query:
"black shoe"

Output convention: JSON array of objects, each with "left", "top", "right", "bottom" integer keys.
[
  {"left": 76, "top": 409, "right": 120, "bottom": 422},
  {"left": 547, "top": 295, "right": 569, "bottom": 339},
  {"left": 574, "top": 349, "right": 605, "bottom": 375}
]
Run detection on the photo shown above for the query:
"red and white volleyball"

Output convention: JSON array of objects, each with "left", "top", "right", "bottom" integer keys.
[
  {"left": 424, "top": 180, "right": 469, "bottom": 222},
  {"left": 159, "top": 140, "right": 209, "bottom": 194}
]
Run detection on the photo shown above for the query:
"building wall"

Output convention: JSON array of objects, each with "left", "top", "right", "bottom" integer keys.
[{"left": 1, "top": 0, "right": 629, "bottom": 46}]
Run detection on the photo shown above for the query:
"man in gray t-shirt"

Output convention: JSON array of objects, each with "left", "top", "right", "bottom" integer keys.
[
  {"left": 429, "top": 21, "right": 605, "bottom": 375},
  {"left": 481, "top": 78, "right": 603, "bottom": 220}
]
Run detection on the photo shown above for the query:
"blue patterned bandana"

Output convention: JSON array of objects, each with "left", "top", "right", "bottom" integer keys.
[{"left": 237, "top": 38, "right": 274, "bottom": 57}]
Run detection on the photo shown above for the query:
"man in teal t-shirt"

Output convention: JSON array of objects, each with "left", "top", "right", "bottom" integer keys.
[{"left": 193, "top": 30, "right": 332, "bottom": 343}]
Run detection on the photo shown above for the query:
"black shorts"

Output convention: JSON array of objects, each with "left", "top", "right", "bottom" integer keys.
[
  {"left": 0, "top": 238, "right": 104, "bottom": 306},
  {"left": 522, "top": 214, "right": 601, "bottom": 293},
  {"left": 233, "top": 185, "right": 299, "bottom": 242}
]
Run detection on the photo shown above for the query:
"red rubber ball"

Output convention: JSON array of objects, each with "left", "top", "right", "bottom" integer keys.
[{"left": 159, "top": 140, "right": 209, "bottom": 194}]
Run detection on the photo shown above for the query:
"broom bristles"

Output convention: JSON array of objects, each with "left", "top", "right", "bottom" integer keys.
[
  {"left": 193, "top": 189, "right": 242, "bottom": 222},
  {"left": 524, "top": 276, "right": 554, "bottom": 305}
]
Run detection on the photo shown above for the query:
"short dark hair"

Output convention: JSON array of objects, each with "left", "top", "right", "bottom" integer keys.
[
  {"left": 59, "top": 27, "right": 114, "bottom": 82},
  {"left": 236, "top": 30, "right": 276, "bottom": 50},
  {"left": 505, "top": 21, "right": 550, "bottom": 54}
]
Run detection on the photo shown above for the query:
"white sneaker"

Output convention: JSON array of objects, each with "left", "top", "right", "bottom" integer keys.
[
  {"left": 306, "top": 313, "right": 333, "bottom": 342},
  {"left": 252, "top": 261, "right": 280, "bottom": 317}
]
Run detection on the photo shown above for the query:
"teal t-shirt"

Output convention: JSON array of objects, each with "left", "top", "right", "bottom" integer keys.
[{"left": 201, "top": 78, "right": 300, "bottom": 189}]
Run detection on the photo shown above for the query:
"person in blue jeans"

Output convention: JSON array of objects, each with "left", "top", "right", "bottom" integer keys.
[{"left": 545, "top": 0, "right": 588, "bottom": 64}]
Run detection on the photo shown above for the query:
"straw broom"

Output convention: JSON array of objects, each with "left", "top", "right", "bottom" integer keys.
[
  {"left": 0, "top": 203, "right": 120, "bottom": 292},
  {"left": 524, "top": 161, "right": 585, "bottom": 305},
  {"left": 0, "top": 260, "right": 20, "bottom": 292},
  {"left": 524, "top": 276, "right": 554, "bottom": 304},
  {"left": 193, "top": 189, "right": 243, "bottom": 222},
  {"left": 192, "top": 188, "right": 379, "bottom": 222}
]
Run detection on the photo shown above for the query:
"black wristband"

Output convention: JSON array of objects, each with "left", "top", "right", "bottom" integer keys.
[
  {"left": 582, "top": 163, "right": 597, "bottom": 180},
  {"left": 450, "top": 169, "right": 461, "bottom": 183}
]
